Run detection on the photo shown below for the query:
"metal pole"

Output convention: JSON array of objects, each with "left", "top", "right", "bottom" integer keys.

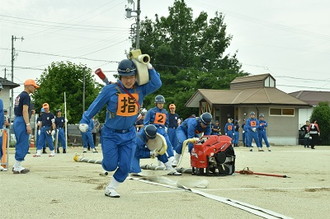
[
  {"left": 64, "top": 92, "right": 68, "bottom": 151},
  {"left": 83, "top": 71, "right": 85, "bottom": 112},
  {"left": 136, "top": 0, "right": 141, "bottom": 49}
]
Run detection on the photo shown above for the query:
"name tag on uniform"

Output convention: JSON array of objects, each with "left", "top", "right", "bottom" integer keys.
[
  {"left": 116, "top": 93, "right": 139, "bottom": 116},
  {"left": 154, "top": 112, "right": 166, "bottom": 125}
]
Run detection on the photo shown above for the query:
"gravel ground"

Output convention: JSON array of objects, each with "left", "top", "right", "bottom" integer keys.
[{"left": 1, "top": 145, "right": 329, "bottom": 219}]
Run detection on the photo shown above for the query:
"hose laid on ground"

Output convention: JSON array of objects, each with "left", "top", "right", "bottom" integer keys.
[
  {"left": 235, "top": 167, "right": 289, "bottom": 178},
  {"left": 129, "top": 176, "right": 292, "bottom": 219}
]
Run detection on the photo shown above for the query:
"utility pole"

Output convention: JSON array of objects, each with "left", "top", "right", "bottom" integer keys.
[
  {"left": 10, "top": 35, "right": 24, "bottom": 122},
  {"left": 125, "top": 0, "right": 141, "bottom": 49}
]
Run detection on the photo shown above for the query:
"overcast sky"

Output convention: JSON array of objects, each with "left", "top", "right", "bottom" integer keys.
[{"left": 1, "top": 0, "right": 330, "bottom": 99}]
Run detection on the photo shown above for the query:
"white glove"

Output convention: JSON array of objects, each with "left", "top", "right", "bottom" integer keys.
[
  {"left": 79, "top": 123, "right": 89, "bottom": 133},
  {"left": 150, "top": 151, "right": 158, "bottom": 158},
  {"left": 38, "top": 130, "right": 41, "bottom": 135},
  {"left": 242, "top": 131, "right": 245, "bottom": 133},
  {"left": 51, "top": 118, "right": 55, "bottom": 123},
  {"left": 252, "top": 128, "right": 256, "bottom": 132},
  {"left": 147, "top": 63, "right": 153, "bottom": 69},
  {"left": 65, "top": 119, "right": 68, "bottom": 123},
  {"left": 51, "top": 130, "right": 56, "bottom": 136}
]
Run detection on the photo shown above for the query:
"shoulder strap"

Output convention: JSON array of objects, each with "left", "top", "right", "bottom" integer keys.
[{"left": 116, "top": 83, "right": 140, "bottom": 109}]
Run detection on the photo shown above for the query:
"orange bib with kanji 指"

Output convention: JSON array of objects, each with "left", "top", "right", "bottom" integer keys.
[
  {"left": 116, "top": 93, "right": 139, "bottom": 116},
  {"left": 154, "top": 112, "right": 166, "bottom": 125}
]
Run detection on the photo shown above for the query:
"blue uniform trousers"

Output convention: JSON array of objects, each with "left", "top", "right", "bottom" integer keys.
[
  {"left": 101, "top": 126, "right": 136, "bottom": 183},
  {"left": 13, "top": 117, "right": 30, "bottom": 161},
  {"left": 247, "top": 130, "right": 261, "bottom": 147},
  {"left": 56, "top": 128, "right": 66, "bottom": 149},
  {"left": 233, "top": 131, "right": 239, "bottom": 145},
  {"left": 38, "top": 126, "right": 55, "bottom": 151},
  {"left": 258, "top": 131, "right": 270, "bottom": 147},
  {"left": 82, "top": 131, "right": 95, "bottom": 149},
  {"left": 175, "top": 127, "right": 195, "bottom": 154},
  {"left": 167, "top": 127, "right": 178, "bottom": 151},
  {"left": 130, "top": 148, "right": 168, "bottom": 173}
]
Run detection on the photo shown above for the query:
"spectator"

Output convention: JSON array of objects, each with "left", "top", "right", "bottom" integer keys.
[{"left": 308, "top": 120, "right": 320, "bottom": 150}]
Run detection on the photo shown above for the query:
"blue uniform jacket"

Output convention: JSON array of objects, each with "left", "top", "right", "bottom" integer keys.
[
  {"left": 144, "top": 107, "right": 169, "bottom": 128},
  {"left": 80, "top": 69, "right": 162, "bottom": 129},
  {"left": 258, "top": 120, "right": 268, "bottom": 132},
  {"left": 245, "top": 118, "right": 259, "bottom": 132},
  {"left": 179, "top": 117, "right": 211, "bottom": 138}
]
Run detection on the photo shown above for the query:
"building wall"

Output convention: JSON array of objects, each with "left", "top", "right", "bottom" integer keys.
[{"left": 0, "top": 88, "right": 11, "bottom": 111}]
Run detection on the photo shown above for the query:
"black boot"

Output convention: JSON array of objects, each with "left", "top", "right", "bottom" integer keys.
[
  {"left": 42, "top": 148, "right": 47, "bottom": 154},
  {"left": 57, "top": 148, "right": 60, "bottom": 153},
  {"left": 63, "top": 148, "right": 66, "bottom": 154}
]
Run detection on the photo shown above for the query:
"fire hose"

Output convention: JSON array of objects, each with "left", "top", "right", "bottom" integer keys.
[{"left": 235, "top": 167, "right": 289, "bottom": 178}]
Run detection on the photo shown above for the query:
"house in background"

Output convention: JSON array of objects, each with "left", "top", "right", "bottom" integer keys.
[
  {"left": 186, "top": 73, "right": 311, "bottom": 145},
  {"left": 0, "top": 77, "right": 20, "bottom": 113},
  {"left": 289, "top": 90, "right": 330, "bottom": 127}
]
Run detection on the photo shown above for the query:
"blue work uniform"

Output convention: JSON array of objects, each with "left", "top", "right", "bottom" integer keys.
[
  {"left": 211, "top": 123, "right": 221, "bottom": 135},
  {"left": 175, "top": 117, "right": 212, "bottom": 154},
  {"left": 0, "top": 99, "right": 4, "bottom": 159},
  {"left": 258, "top": 120, "right": 270, "bottom": 148},
  {"left": 167, "top": 112, "right": 179, "bottom": 151},
  {"left": 224, "top": 122, "right": 234, "bottom": 143},
  {"left": 130, "top": 130, "right": 168, "bottom": 174},
  {"left": 55, "top": 116, "right": 66, "bottom": 149},
  {"left": 144, "top": 107, "right": 174, "bottom": 157},
  {"left": 245, "top": 117, "right": 261, "bottom": 148},
  {"left": 233, "top": 122, "right": 239, "bottom": 146},
  {"left": 241, "top": 122, "right": 247, "bottom": 146},
  {"left": 37, "top": 112, "right": 55, "bottom": 151},
  {"left": 80, "top": 68, "right": 161, "bottom": 183},
  {"left": 81, "top": 119, "right": 95, "bottom": 149},
  {"left": 13, "top": 91, "right": 31, "bottom": 161}
]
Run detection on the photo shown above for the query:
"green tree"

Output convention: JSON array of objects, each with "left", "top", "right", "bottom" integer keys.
[
  {"left": 33, "top": 61, "right": 101, "bottom": 123},
  {"left": 137, "top": 0, "right": 247, "bottom": 118},
  {"left": 310, "top": 102, "right": 330, "bottom": 145}
]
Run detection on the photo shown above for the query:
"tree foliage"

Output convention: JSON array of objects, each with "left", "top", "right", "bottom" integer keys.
[
  {"left": 136, "top": 0, "right": 247, "bottom": 118},
  {"left": 32, "top": 61, "right": 102, "bottom": 123},
  {"left": 310, "top": 102, "right": 330, "bottom": 145}
]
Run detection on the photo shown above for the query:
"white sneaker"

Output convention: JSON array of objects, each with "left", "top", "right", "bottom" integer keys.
[
  {"left": 105, "top": 187, "right": 120, "bottom": 198},
  {"left": 0, "top": 166, "right": 7, "bottom": 171}
]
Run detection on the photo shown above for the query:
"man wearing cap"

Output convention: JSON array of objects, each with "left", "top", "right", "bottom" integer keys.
[
  {"left": 245, "top": 111, "right": 262, "bottom": 152},
  {"left": 79, "top": 59, "right": 161, "bottom": 198},
  {"left": 173, "top": 112, "right": 212, "bottom": 166},
  {"left": 167, "top": 104, "right": 180, "bottom": 151},
  {"left": 130, "top": 124, "right": 181, "bottom": 176},
  {"left": 33, "top": 103, "right": 56, "bottom": 157},
  {"left": 12, "top": 79, "right": 39, "bottom": 173},
  {"left": 258, "top": 114, "right": 271, "bottom": 151},
  {"left": 55, "top": 109, "right": 67, "bottom": 153}
]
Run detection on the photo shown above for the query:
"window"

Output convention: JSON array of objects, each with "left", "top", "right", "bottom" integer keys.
[
  {"left": 269, "top": 108, "right": 295, "bottom": 116},
  {"left": 264, "top": 76, "right": 275, "bottom": 88}
]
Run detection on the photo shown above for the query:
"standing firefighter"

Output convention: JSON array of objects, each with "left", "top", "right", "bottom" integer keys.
[
  {"left": 12, "top": 79, "right": 39, "bottom": 174},
  {"left": 245, "top": 111, "right": 262, "bottom": 152},
  {"left": 55, "top": 109, "right": 67, "bottom": 153},
  {"left": 33, "top": 103, "right": 56, "bottom": 157},
  {"left": 79, "top": 59, "right": 161, "bottom": 198}
]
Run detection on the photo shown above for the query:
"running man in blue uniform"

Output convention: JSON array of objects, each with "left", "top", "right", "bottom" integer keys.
[{"left": 79, "top": 59, "right": 161, "bottom": 198}]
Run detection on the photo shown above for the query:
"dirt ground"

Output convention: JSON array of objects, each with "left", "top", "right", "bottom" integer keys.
[{"left": 1, "top": 145, "right": 329, "bottom": 219}]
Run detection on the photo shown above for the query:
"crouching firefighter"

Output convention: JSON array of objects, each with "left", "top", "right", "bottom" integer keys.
[
  {"left": 130, "top": 124, "right": 181, "bottom": 176},
  {"left": 173, "top": 112, "right": 212, "bottom": 166}
]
